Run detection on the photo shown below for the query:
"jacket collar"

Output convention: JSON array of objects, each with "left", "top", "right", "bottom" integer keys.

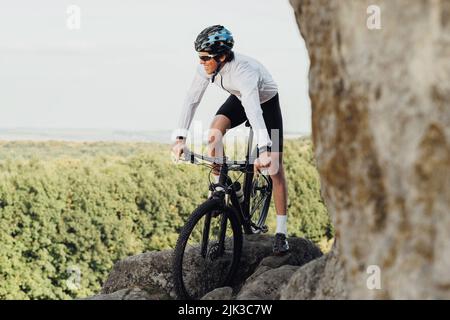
[{"left": 218, "top": 59, "right": 232, "bottom": 75}]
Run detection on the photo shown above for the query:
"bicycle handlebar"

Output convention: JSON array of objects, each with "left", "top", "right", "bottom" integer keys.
[{"left": 181, "top": 147, "right": 256, "bottom": 167}]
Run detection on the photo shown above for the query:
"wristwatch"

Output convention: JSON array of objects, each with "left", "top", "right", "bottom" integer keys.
[{"left": 258, "top": 145, "right": 271, "bottom": 155}]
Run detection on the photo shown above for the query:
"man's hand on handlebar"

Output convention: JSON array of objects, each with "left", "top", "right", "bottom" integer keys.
[
  {"left": 171, "top": 138, "right": 186, "bottom": 163},
  {"left": 254, "top": 151, "right": 271, "bottom": 175}
]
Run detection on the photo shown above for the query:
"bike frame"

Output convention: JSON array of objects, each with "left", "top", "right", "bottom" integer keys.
[
  {"left": 182, "top": 122, "right": 270, "bottom": 238},
  {"left": 211, "top": 124, "right": 260, "bottom": 234}
]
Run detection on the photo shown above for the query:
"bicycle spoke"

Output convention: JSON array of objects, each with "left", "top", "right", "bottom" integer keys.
[{"left": 248, "top": 174, "right": 272, "bottom": 231}]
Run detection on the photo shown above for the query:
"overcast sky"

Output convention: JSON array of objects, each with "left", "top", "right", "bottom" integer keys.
[{"left": 0, "top": 0, "right": 311, "bottom": 134}]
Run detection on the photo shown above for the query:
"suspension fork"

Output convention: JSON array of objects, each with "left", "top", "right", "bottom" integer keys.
[
  {"left": 217, "top": 211, "right": 228, "bottom": 256},
  {"left": 216, "top": 163, "right": 232, "bottom": 256},
  {"left": 242, "top": 127, "right": 256, "bottom": 233},
  {"left": 202, "top": 162, "right": 229, "bottom": 258},
  {"left": 201, "top": 212, "right": 211, "bottom": 258}
]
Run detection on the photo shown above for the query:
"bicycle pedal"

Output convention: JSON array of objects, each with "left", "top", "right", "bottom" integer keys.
[{"left": 261, "top": 225, "right": 268, "bottom": 233}]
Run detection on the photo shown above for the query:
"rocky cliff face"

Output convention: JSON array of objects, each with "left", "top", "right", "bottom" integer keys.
[{"left": 287, "top": 0, "right": 450, "bottom": 299}]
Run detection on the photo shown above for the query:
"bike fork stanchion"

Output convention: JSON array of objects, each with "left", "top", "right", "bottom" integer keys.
[
  {"left": 218, "top": 211, "right": 228, "bottom": 256},
  {"left": 243, "top": 126, "right": 255, "bottom": 222},
  {"left": 201, "top": 212, "right": 211, "bottom": 258}
]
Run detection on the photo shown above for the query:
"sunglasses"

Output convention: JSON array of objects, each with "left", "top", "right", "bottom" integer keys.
[{"left": 199, "top": 54, "right": 216, "bottom": 62}]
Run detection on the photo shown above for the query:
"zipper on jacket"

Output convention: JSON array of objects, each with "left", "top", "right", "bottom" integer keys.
[{"left": 219, "top": 73, "right": 232, "bottom": 95}]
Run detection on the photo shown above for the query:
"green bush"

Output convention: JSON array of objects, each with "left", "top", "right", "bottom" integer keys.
[{"left": 0, "top": 139, "right": 332, "bottom": 299}]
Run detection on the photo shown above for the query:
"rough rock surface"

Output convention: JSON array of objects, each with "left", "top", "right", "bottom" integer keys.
[
  {"left": 84, "top": 287, "right": 153, "bottom": 300},
  {"left": 201, "top": 287, "right": 233, "bottom": 300},
  {"left": 236, "top": 265, "right": 300, "bottom": 300},
  {"left": 289, "top": 0, "right": 450, "bottom": 299},
  {"left": 87, "top": 234, "right": 322, "bottom": 300},
  {"left": 280, "top": 246, "right": 347, "bottom": 299},
  {"left": 101, "top": 249, "right": 174, "bottom": 299}
]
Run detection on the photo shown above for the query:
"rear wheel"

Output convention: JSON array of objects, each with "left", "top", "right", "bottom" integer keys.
[
  {"left": 249, "top": 173, "right": 272, "bottom": 233},
  {"left": 172, "top": 198, "right": 242, "bottom": 300}
]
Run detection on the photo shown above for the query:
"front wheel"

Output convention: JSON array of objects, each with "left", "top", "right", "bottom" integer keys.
[{"left": 172, "top": 198, "right": 243, "bottom": 300}]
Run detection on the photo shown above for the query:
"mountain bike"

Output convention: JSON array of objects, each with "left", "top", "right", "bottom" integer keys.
[{"left": 172, "top": 121, "right": 273, "bottom": 300}]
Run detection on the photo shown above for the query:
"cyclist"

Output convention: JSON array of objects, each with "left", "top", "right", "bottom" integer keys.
[{"left": 172, "top": 25, "right": 289, "bottom": 255}]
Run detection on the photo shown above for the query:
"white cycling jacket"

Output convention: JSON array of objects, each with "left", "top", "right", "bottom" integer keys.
[{"left": 174, "top": 52, "right": 278, "bottom": 149}]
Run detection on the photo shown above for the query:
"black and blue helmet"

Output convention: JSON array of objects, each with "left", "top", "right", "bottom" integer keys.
[{"left": 195, "top": 25, "right": 234, "bottom": 55}]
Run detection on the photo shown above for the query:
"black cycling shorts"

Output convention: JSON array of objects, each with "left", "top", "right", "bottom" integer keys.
[{"left": 215, "top": 93, "right": 283, "bottom": 152}]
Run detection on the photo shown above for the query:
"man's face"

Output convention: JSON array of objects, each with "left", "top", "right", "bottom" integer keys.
[{"left": 199, "top": 52, "right": 223, "bottom": 75}]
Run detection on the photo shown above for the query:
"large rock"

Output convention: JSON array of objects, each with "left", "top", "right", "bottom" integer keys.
[
  {"left": 236, "top": 265, "right": 300, "bottom": 300},
  {"left": 205, "top": 237, "right": 322, "bottom": 300},
  {"left": 95, "top": 234, "right": 322, "bottom": 300},
  {"left": 280, "top": 247, "right": 347, "bottom": 300},
  {"left": 101, "top": 249, "right": 175, "bottom": 299},
  {"left": 236, "top": 252, "right": 319, "bottom": 300},
  {"left": 289, "top": 0, "right": 450, "bottom": 299},
  {"left": 233, "top": 234, "right": 322, "bottom": 289}
]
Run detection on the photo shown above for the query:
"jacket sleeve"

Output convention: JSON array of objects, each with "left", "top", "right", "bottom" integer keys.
[
  {"left": 235, "top": 65, "right": 273, "bottom": 150},
  {"left": 173, "top": 67, "right": 209, "bottom": 139}
]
